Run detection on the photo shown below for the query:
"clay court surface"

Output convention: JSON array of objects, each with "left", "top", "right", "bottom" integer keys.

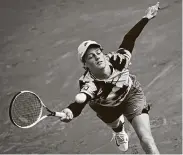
[{"left": 0, "top": 0, "right": 182, "bottom": 154}]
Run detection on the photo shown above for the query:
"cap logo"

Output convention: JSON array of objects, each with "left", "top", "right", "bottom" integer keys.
[{"left": 84, "top": 42, "right": 88, "bottom": 46}]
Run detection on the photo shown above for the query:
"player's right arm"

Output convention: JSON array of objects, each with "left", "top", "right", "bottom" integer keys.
[{"left": 59, "top": 92, "right": 90, "bottom": 122}]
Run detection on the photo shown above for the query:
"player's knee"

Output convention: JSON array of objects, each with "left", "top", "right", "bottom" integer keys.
[
  {"left": 106, "top": 119, "right": 120, "bottom": 128},
  {"left": 106, "top": 115, "right": 125, "bottom": 128}
]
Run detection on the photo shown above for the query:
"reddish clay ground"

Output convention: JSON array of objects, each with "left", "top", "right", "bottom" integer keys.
[{"left": 0, "top": 0, "right": 182, "bottom": 154}]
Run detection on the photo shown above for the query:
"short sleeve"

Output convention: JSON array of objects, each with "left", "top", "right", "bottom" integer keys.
[{"left": 79, "top": 80, "right": 97, "bottom": 98}]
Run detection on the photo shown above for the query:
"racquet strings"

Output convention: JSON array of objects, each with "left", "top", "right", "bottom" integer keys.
[{"left": 10, "top": 92, "right": 42, "bottom": 127}]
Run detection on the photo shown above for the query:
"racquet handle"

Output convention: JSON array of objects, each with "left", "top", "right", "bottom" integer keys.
[{"left": 55, "top": 112, "right": 67, "bottom": 118}]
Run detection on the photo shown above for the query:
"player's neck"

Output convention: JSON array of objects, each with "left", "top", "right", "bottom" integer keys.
[{"left": 90, "top": 65, "right": 112, "bottom": 80}]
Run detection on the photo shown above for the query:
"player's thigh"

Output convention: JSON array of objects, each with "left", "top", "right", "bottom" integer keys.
[
  {"left": 122, "top": 85, "right": 150, "bottom": 123},
  {"left": 131, "top": 113, "right": 152, "bottom": 140},
  {"left": 89, "top": 103, "right": 122, "bottom": 124}
]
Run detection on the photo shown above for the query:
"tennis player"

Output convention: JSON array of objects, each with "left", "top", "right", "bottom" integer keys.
[{"left": 59, "top": 2, "right": 160, "bottom": 154}]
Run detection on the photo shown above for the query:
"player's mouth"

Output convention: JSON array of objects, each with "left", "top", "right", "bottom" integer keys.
[{"left": 97, "top": 61, "right": 103, "bottom": 65}]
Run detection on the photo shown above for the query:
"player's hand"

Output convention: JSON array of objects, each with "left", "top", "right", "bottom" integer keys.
[
  {"left": 143, "top": 2, "right": 160, "bottom": 19},
  {"left": 109, "top": 53, "right": 125, "bottom": 71},
  {"left": 60, "top": 108, "right": 73, "bottom": 123}
]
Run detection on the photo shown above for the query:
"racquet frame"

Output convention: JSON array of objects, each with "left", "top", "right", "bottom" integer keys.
[{"left": 9, "top": 90, "right": 56, "bottom": 128}]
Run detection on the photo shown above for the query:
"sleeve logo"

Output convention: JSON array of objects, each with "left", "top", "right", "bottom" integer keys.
[
  {"left": 84, "top": 42, "right": 88, "bottom": 46},
  {"left": 83, "top": 85, "right": 89, "bottom": 90}
]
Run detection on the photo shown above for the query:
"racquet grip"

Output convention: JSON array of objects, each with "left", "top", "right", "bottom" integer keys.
[{"left": 55, "top": 112, "right": 66, "bottom": 118}]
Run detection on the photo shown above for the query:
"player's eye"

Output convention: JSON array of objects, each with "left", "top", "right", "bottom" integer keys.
[
  {"left": 87, "top": 54, "right": 94, "bottom": 59},
  {"left": 96, "top": 49, "right": 102, "bottom": 55}
]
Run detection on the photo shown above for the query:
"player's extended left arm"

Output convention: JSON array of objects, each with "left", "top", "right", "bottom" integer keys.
[
  {"left": 119, "top": 2, "right": 160, "bottom": 53},
  {"left": 109, "top": 3, "right": 159, "bottom": 70},
  {"left": 109, "top": 17, "right": 150, "bottom": 70},
  {"left": 119, "top": 17, "right": 149, "bottom": 54}
]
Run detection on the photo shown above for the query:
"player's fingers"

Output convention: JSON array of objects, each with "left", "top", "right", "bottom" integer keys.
[
  {"left": 113, "top": 54, "right": 117, "bottom": 61},
  {"left": 65, "top": 111, "right": 73, "bottom": 120},
  {"left": 60, "top": 115, "right": 66, "bottom": 120},
  {"left": 60, "top": 114, "right": 72, "bottom": 122},
  {"left": 154, "top": 2, "right": 160, "bottom": 10},
  {"left": 119, "top": 55, "right": 123, "bottom": 64},
  {"left": 115, "top": 55, "right": 120, "bottom": 63},
  {"left": 145, "top": 7, "right": 151, "bottom": 14},
  {"left": 110, "top": 55, "right": 114, "bottom": 62},
  {"left": 151, "top": 6, "right": 157, "bottom": 13},
  {"left": 149, "top": 2, "right": 159, "bottom": 10},
  {"left": 115, "top": 54, "right": 123, "bottom": 64},
  {"left": 156, "top": 2, "right": 160, "bottom": 8},
  {"left": 60, "top": 117, "right": 70, "bottom": 123},
  {"left": 117, "top": 55, "right": 122, "bottom": 64}
]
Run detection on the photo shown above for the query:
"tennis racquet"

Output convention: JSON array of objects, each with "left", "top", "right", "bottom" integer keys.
[{"left": 9, "top": 90, "right": 66, "bottom": 129}]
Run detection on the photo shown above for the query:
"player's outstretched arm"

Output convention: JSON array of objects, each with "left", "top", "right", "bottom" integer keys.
[
  {"left": 59, "top": 93, "right": 90, "bottom": 122},
  {"left": 119, "top": 2, "right": 160, "bottom": 53}
]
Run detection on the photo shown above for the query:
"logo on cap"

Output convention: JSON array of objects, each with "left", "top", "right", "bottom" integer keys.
[{"left": 84, "top": 42, "right": 88, "bottom": 46}]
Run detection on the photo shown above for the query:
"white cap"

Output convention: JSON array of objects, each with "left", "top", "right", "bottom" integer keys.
[{"left": 78, "top": 40, "right": 102, "bottom": 62}]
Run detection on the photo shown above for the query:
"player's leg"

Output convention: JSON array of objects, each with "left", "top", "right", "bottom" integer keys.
[
  {"left": 131, "top": 113, "right": 159, "bottom": 154},
  {"left": 123, "top": 75, "right": 159, "bottom": 154},
  {"left": 106, "top": 115, "right": 129, "bottom": 152},
  {"left": 89, "top": 103, "right": 129, "bottom": 151},
  {"left": 125, "top": 103, "right": 159, "bottom": 154}
]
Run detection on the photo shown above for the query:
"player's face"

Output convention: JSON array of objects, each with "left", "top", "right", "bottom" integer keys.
[{"left": 84, "top": 47, "right": 106, "bottom": 71}]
